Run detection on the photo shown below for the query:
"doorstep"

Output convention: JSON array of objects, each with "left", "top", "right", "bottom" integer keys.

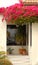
[{"left": 7, "top": 55, "right": 32, "bottom": 65}]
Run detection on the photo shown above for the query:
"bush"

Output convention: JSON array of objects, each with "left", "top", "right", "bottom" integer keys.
[{"left": 0, "top": 59, "right": 13, "bottom": 65}]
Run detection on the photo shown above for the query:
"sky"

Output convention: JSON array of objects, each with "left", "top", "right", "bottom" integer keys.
[{"left": 0, "top": 0, "right": 20, "bottom": 7}]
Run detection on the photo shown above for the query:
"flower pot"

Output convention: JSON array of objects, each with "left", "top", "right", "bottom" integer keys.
[{"left": 19, "top": 48, "right": 28, "bottom": 55}]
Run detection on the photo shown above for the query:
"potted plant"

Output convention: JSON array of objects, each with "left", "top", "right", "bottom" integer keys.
[{"left": 7, "top": 48, "right": 14, "bottom": 54}]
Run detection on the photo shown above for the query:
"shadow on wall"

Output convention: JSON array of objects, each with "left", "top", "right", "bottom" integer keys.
[{"left": 35, "top": 62, "right": 38, "bottom": 65}]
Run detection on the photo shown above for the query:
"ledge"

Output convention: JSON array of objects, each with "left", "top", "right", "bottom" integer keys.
[{"left": 23, "top": 2, "right": 38, "bottom": 5}]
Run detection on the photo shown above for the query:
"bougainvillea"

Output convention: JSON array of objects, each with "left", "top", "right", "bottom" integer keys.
[
  {"left": 0, "top": 7, "right": 5, "bottom": 14},
  {"left": 0, "top": 2, "right": 38, "bottom": 24}
]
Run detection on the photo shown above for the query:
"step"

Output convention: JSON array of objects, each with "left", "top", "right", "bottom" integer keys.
[{"left": 7, "top": 55, "right": 32, "bottom": 65}]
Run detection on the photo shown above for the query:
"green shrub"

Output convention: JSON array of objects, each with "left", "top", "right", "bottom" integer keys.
[{"left": 0, "top": 59, "right": 13, "bottom": 65}]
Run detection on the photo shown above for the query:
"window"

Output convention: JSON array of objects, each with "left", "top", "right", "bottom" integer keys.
[{"left": 7, "top": 24, "right": 29, "bottom": 55}]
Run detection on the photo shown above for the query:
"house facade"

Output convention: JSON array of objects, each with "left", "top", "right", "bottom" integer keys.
[
  {"left": 0, "top": 1, "right": 38, "bottom": 65},
  {"left": 0, "top": 15, "right": 38, "bottom": 65}
]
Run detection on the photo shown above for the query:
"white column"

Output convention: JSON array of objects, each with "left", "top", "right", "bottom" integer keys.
[{"left": 32, "top": 23, "right": 38, "bottom": 65}]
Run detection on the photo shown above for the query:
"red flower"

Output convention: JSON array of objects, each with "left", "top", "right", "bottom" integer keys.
[
  {"left": 0, "top": 3, "right": 38, "bottom": 23},
  {"left": 0, "top": 7, "right": 5, "bottom": 14}
]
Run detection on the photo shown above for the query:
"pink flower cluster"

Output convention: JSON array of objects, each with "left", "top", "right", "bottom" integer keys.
[
  {"left": 0, "top": 7, "right": 5, "bottom": 14},
  {"left": 3, "top": 3, "right": 38, "bottom": 22},
  {"left": 0, "top": 3, "right": 38, "bottom": 23}
]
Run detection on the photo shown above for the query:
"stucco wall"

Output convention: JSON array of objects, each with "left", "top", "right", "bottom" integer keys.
[
  {"left": 28, "top": 23, "right": 38, "bottom": 65},
  {"left": 0, "top": 15, "right": 38, "bottom": 65},
  {"left": 0, "top": 15, "right": 6, "bottom": 52},
  {"left": 32, "top": 23, "right": 38, "bottom": 65}
]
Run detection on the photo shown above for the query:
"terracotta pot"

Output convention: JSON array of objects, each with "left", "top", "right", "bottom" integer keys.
[{"left": 19, "top": 48, "right": 28, "bottom": 55}]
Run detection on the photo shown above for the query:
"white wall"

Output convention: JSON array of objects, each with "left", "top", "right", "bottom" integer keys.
[
  {"left": 29, "top": 23, "right": 38, "bottom": 65},
  {"left": 0, "top": 15, "right": 6, "bottom": 52},
  {"left": 32, "top": 23, "right": 38, "bottom": 65},
  {"left": 0, "top": 15, "right": 38, "bottom": 65}
]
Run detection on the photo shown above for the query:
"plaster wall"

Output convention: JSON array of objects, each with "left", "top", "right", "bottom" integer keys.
[
  {"left": 0, "top": 16, "right": 38, "bottom": 65},
  {"left": 0, "top": 15, "right": 6, "bottom": 52}
]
